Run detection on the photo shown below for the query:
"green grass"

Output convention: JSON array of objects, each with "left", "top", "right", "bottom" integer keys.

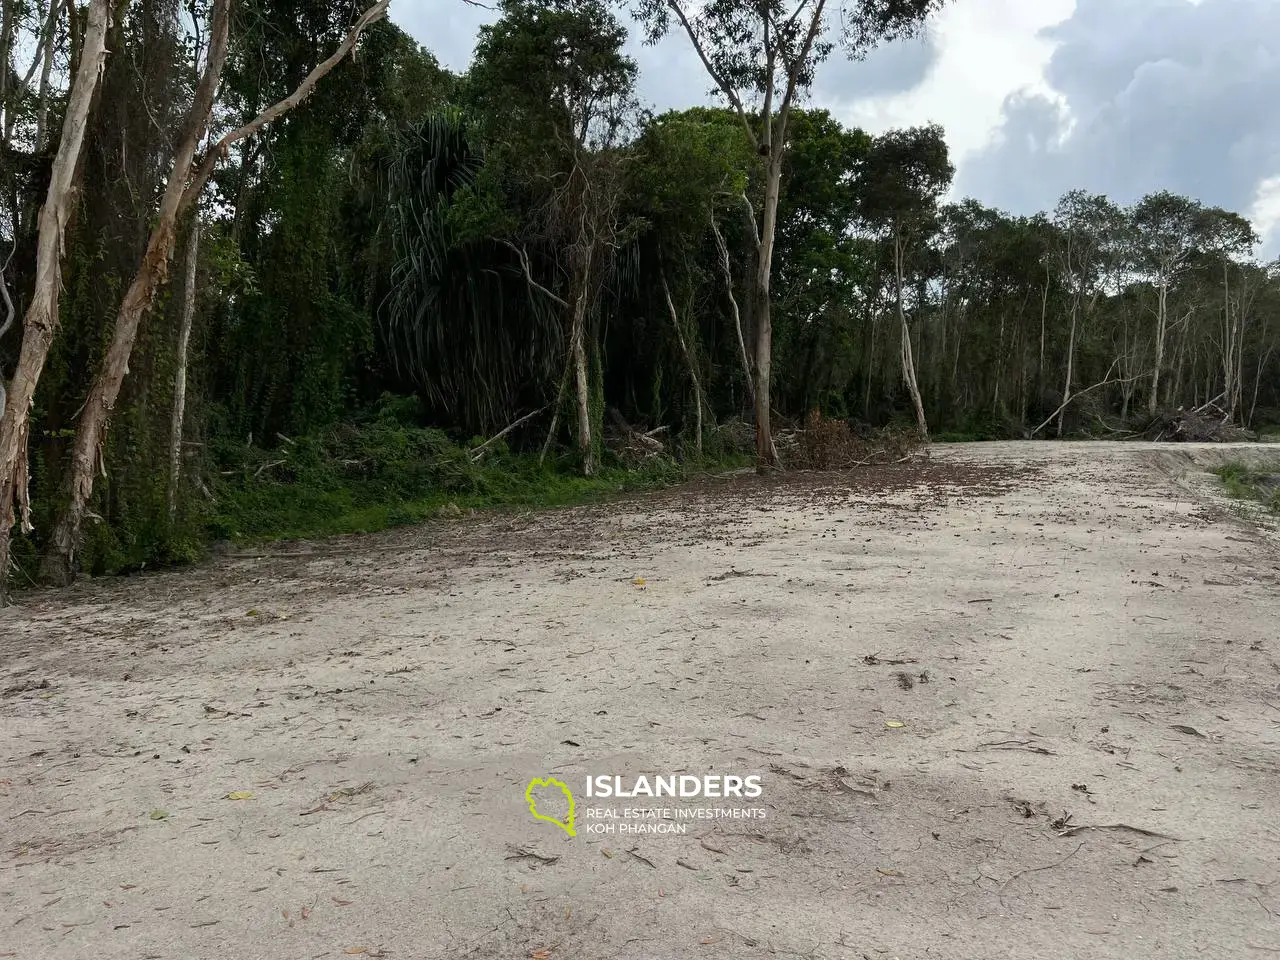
[
  {"left": 1214, "top": 461, "right": 1280, "bottom": 514},
  {"left": 205, "top": 419, "right": 747, "bottom": 545}
]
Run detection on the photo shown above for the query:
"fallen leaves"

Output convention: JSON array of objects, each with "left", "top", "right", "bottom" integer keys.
[{"left": 224, "top": 791, "right": 254, "bottom": 801}]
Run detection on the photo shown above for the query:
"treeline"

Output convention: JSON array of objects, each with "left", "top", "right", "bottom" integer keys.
[{"left": 1, "top": 0, "right": 1278, "bottom": 591}]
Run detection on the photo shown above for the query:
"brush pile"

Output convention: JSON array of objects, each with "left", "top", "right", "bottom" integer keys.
[
  {"left": 788, "top": 411, "right": 924, "bottom": 469},
  {"left": 1143, "top": 403, "right": 1255, "bottom": 443}
]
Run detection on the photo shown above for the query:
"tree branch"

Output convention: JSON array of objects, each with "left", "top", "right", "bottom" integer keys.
[
  {"left": 470, "top": 405, "right": 550, "bottom": 461},
  {"left": 502, "top": 240, "right": 570, "bottom": 309},
  {"left": 1031, "top": 361, "right": 1140, "bottom": 437},
  {"left": 662, "top": 0, "right": 760, "bottom": 153},
  {"left": 180, "top": 0, "right": 391, "bottom": 214}
]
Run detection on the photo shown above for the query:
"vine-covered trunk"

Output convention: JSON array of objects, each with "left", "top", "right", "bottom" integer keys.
[
  {"left": 0, "top": 0, "right": 111, "bottom": 605},
  {"left": 41, "top": 0, "right": 231, "bottom": 586},
  {"left": 662, "top": 272, "right": 703, "bottom": 455}
]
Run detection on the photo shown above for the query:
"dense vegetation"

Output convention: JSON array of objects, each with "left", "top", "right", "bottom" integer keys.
[{"left": 2, "top": 0, "right": 1279, "bottom": 591}]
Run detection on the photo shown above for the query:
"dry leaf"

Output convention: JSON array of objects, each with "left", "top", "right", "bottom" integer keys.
[
  {"left": 225, "top": 791, "right": 255, "bottom": 800},
  {"left": 601, "top": 848, "right": 614, "bottom": 858},
  {"left": 332, "top": 897, "right": 353, "bottom": 906},
  {"left": 531, "top": 951, "right": 552, "bottom": 960},
  {"left": 884, "top": 720, "right": 906, "bottom": 729},
  {"left": 344, "top": 950, "right": 367, "bottom": 956},
  {"left": 700, "top": 937, "right": 716, "bottom": 945}
]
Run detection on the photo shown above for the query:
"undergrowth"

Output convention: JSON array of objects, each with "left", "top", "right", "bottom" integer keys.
[
  {"left": 1215, "top": 462, "right": 1280, "bottom": 514},
  {"left": 205, "top": 416, "right": 745, "bottom": 545}
]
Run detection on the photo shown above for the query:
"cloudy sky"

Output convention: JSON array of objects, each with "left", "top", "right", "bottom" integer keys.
[{"left": 394, "top": 0, "right": 1280, "bottom": 250}]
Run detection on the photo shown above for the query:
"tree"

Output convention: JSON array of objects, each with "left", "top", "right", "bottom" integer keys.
[
  {"left": 40, "top": 0, "right": 392, "bottom": 586},
  {"left": 1132, "top": 190, "right": 1205, "bottom": 414},
  {"left": 857, "top": 124, "right": 952, "bottom": 438},
  {"left": 467, "top": 0, "right": 638, "bottom": 475},
  {"left": 634, "top": 0, "right": 949, "bottom": 469},
  {"left": 1197, "top": 207, "right": 1257, "bottom": 421},
  {"left": 0, "top": 0, "right": 111, "bottom": 606},
  {"left": 1048, "top": 190, "right": 1123, "bottom": 436}
]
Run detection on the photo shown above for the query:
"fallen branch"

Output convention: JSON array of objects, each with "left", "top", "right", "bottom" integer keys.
[
  {"left": 470, "top": 405, "right": 549, "bottom": 462},
  {"left": 1057, "top": 822, "right": 1180, "bottom": 841},
  {"left": 1031, "top": 362, "right": 1140, "bottom": 437}
]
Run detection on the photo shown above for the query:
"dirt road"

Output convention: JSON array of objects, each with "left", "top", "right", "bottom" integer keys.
[{"left": 3, "top": 441, "right": 1279, "bottom": 959}]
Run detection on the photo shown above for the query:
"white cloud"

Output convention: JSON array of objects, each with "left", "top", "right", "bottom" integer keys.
[
  {"left": 1249, "top": 175, "right": 1280, "bottom": 256},
  {"left": 836, "top": 0, "right": 1076, "bottom": 162}
]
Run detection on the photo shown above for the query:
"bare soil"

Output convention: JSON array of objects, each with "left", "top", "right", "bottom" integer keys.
[{"left": 3, "top": 441, "right": 1280, "bottom": 960}]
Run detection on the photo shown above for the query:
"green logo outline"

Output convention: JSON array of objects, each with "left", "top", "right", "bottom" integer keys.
[{"left": 526, "top": 777, "right": 576, "bottom": 837}]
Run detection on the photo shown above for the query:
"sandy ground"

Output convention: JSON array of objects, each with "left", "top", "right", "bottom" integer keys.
[{"left": 3, "top": 440, "right": 1280, "bottom": 960}]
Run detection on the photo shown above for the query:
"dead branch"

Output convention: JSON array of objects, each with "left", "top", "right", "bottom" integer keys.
[
  {"left": 470, "top": 405, "right": 549, "bottom": 462},
  {"left": 502, "top": 240, "right": 569, "bottom": 309},
  {"left": 1031, "top": 361, "right": 1140, "bottom": 437}
]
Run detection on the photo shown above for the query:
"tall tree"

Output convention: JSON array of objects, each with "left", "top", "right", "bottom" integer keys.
[
  {"left": 41, "top": 0, "right": 392, "bottom": 585},
  {"left": 634, "top": 0, "right": 949, "bottom": 469},
  {"left": 0, "top": 0, "right": 111, "bottom": 605},
  {"left": 857, "top": 124, "right": 952, "bottom": 438},
  {"left": 467, "top": 0, "right": 638, "bottom": 474},
  {"left": 1132, "top": 190, "right": 1205, "bottom": 414}
]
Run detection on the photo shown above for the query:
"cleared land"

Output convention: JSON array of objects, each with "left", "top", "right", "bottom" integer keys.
[{"left": 2, "top": 441, "right": 1279, "bottom": 959}]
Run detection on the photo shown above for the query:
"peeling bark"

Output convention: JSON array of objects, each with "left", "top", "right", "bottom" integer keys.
[{"left": 0, "top": 0, "right": 111, "bottom": 605}]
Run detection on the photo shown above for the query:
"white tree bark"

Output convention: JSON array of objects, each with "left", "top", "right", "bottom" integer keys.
[
  {"left": 167, "top": 218, "right": 200, "bottom": 519},
  {"left": 0, "top": 0, "right": 111, "bottom": 605}
]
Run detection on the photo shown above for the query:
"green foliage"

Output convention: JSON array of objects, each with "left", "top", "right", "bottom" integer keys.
[
  {"left": 1215, "top": 462, "right": 1280, "bottom": 513},
  {"left": 205, "top": 408, "right": 707, "bottom": 544}
]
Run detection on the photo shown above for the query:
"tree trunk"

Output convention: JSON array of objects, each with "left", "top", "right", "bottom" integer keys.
[
  {"left": 0, "top": 0, "right": 111, "bottom": 606},
  {"left": 41, "top": 0, "right": 232, "bottom": 586},
  {"left": 662, "top": 271, "right": 703, "bottom": 456},
  {"left": 894, "top": 232, "right": 928, "bottom": 439},
  {"left": 570, "top": 282, "right": 593, "bottom": 476},
  {"left": 1056, "top": 293, "right": 1080, "bottom": 438},
  {"left": 1149, "top": 276, "right": 1168, "bottom": 415},
  {"left": 33, "top": 0, "right": 59, "bottom": 148},
  {"left": 752, "top": 157, "right": 782, "bottom": 472},
  {"left": 167, "top": 217, "right": 200, "bottom": 519},
  {"left": 710, "top": 212, "right": 752, "bottom": 405},
  {"left": 41, "top": 0, "right": 389, "bottom": 584}
]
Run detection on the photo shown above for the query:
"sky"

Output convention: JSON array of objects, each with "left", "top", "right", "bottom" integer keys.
[{"left": 393, "top": 0, "right": 1280, "bottom": 252}]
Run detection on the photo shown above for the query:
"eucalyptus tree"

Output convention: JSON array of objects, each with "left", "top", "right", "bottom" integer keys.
[
  {"left": 634, "top": 0, "right": 950, "bottom": 469},
  {"left": 0, "top": 0, "right": 111, "bottom": 605},
  {"left": 1197, "top": 207, "right": 1257, "bottom": 420},
  {"left": 1048, "top": 190, "right": 1124, "bottom": 436},
  {"left": 856, "top": 124, "right": 951, "bottom": 438},
  {"left": 1131, "top": 191, "right": 1206, "bottom": 414}
]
